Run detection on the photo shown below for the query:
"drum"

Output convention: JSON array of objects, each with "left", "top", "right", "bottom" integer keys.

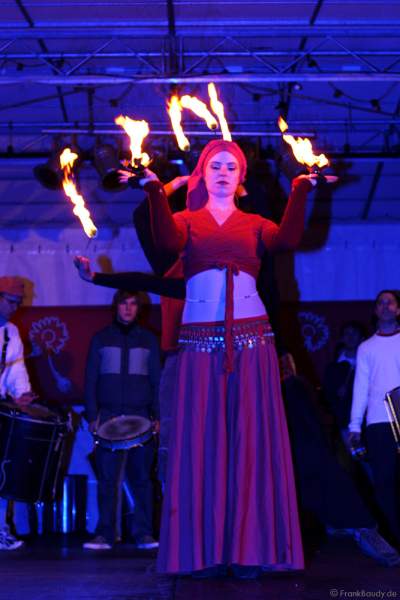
[
  {"left": 94, "top": 415, "right": 153, "bottom": 451},
  {"left": 0, "top": 401, "right": 68, "bottom": 503},
  {"left": 385, "top": 387, "right": 400, "bottom": 452}
]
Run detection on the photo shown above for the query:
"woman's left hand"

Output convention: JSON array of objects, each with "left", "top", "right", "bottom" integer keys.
[
  {"left": 295, "top": 173, "right": 338, "bottom": 187},
  {"left": 117, "top": 167, "right": 159, "bottom": 187}
]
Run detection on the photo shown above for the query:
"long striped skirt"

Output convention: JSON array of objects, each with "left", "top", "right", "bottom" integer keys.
[{"left": 157, "top": 317, "right": 304, "bottom": 574}]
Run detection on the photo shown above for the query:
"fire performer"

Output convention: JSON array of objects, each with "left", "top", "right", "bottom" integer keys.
[{"left": 116, "top": 139, "right": 337, "bottom": 578}]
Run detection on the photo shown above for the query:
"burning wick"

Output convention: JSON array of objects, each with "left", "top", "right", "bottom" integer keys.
[
  {"left": 208, "top": 83, "right": 232, "bottom": 142},
  {"left": 180, "top": 95, "right": 218, "bottom": 130},
  {"left": 115, "top": 115, "right": 151, "bottom": 171},
  {"left": 167, "top": 96, "right": 191, "bottom": 152},
  {"left": 59, "top": 148, "right": 98, "bottom": 239},
  {"left": 278, "top": 116, "right": 329, "bottom": 175}
]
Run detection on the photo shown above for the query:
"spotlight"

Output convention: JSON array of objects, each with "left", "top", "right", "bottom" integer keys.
[
  {"left": 34, "top": 146, "right": 82, "bottom": 190},
  {"left": 275, "top": 99, "right": 288, "bottom": 114},
  {"left": 94, "top": 143, "right": 125, "bottom": 191},
  {"left": 34, "top": 152, "right": 64, "bottom": 190},
  {"left": 370, "top": 99, "right": 381, "bottom": 111},
  {"left": 292, "top": 82, "right": 303, "bottom": 92}
]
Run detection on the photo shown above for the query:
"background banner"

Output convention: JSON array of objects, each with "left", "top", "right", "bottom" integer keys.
[{"left": 13, "top": 300, "right": 374, "bottom": 405}]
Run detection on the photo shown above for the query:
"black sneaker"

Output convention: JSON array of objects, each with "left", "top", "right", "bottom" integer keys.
[
  {"left": 354, "top": 528, "right": 400, "bottom": 567},
  {"left": 83, "top": 535, "right": 112, "bottom": 550},
  {"left": 135, "top": 535, "right": 159, "bottom": 550},
  {"left": 0, "top": 526, "right": 24, "bottom": 551}
]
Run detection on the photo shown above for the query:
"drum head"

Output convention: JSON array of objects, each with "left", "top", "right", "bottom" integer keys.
[
  {"left": 388, "top": 387, "right": 400, "bottom": 405},
  {"left": 97, "top": 415, "right": 151, "bottom": 441},
  {"left": 0, "top": 401, "right": 60, "bottom": 422}
]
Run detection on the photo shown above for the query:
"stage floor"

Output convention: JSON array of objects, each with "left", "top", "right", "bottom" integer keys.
[{"left": 0, "top": 535, "right": 399, "bottom": 600}]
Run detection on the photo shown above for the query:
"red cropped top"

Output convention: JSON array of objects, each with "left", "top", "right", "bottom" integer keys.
[{"left": 146, "top": 177, "right": 312, "bottom": 370}]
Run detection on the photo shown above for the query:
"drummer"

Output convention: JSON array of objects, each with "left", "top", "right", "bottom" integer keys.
[
  {"left": 0, "top": 276, "right": 36, "bottom": 551},
  {"left": 83, "top": 289, "right": 161, "bottom": 551}
]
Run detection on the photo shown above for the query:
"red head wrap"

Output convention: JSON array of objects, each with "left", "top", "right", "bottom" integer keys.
[
  {"left": 0, "top": 276, "right": 24, "bottom": 297},
  {"left": 186, "top": 139, "right": 247, "bottom": 210}
]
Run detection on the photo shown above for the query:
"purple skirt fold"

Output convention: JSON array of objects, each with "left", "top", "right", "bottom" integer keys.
[{"left": 157, "top": 318, "right": 304, "bottom": 573}]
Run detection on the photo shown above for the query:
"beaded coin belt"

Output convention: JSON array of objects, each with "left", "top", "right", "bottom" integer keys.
[{"left": 178, "top": 318, "right": 274, "bottom": 353}]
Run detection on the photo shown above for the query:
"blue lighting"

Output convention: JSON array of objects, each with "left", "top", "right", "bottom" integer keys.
[{"left": 62, "top": 479, "right": 68, "bottom": 533}]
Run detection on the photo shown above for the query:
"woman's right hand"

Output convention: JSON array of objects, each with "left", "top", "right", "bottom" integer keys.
[
  {"left": 163, "top": 175, "right": 189, "bottom": 197},
  {"left": 73, "top": 255, "right": 94, "bottom": 282}
]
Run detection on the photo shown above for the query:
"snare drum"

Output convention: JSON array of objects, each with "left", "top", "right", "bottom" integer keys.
[
  {"left": 0, "top": 401, "right": 68, "bottom": 502},
  {"left": 94, "top": 415, "right": 153, "bottom": 451},
  {"left": 385, "top": 387, "right": 400, "bottom": 451}
]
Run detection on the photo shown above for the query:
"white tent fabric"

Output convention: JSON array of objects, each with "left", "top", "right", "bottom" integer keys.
[{"left": 1, "top": 223, "right": 399, "bottom": 305}]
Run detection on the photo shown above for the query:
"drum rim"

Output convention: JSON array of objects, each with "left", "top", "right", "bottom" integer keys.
[
  {"left": 0, "top": 409, "right": 66, "bottom": 426},
  {"left": 94, "top": 428, "right": 153, "bottom": 448},
  {"left": 388, "top": 386, "right": 400, "bottom": 394}
]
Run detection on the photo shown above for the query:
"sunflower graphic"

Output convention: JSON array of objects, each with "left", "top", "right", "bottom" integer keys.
[
  {"left": 29, "top": 317, "right": 72, "bottom": 393},
  {"left": 298, "top": 311, "right": 330, "bottom": 352}
]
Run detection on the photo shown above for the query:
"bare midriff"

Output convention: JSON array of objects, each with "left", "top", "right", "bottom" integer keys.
[{"left": 182, "top": 269, "right": 266, "bottom": 324}]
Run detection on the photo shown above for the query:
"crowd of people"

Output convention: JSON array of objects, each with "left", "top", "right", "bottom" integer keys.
[{"left": 1, "top": 140, "right": 400, "bottom": 578}]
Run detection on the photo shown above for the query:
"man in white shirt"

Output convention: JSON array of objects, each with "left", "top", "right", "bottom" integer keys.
[
  {"left": 348, "top": 289, "right": 400, "bottom": 548},
  {"left": 0, "top": 276, "right": 35, "bottom": 550}
]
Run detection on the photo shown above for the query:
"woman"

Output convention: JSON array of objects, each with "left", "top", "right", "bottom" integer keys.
[
  {"left": 141, "top": 139, "right": 329, "bottom": 577},
  {"left": 76, "top": 140, "right": 335, "bottom": 577}
]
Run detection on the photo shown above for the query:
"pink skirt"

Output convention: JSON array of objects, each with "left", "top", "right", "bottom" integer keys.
[{"left": 157, "top": 317, "right": 304, "bottom": 573}]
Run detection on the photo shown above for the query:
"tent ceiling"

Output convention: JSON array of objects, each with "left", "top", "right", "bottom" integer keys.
[{"left": 1, "top": 0, "right": 400, "bottom": 226}]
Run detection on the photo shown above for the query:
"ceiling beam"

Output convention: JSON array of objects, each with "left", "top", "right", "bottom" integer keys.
[
  {"left": 1, "top": 73, "right": 400, "bottom": 85},
  {"left": 2, "top": 23, "right": 400, "bottom": 39},
  {"left": 2, "top": 51, "right": 400, "bottom": 60}
]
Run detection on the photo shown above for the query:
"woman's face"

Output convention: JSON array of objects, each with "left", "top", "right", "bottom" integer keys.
[{"left": 204, "top": 151, "right": 240, "bottom": 199}]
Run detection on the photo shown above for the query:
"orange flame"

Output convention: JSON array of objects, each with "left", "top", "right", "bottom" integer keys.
[
  {"left": 115, "top": 115, "right": 151, "bottom": 167},
  {"left": 59, "top": 148, "right": 97, "bottom": 239},
  {"left": 167, "top": 96, "right": 190, "bottom": 152},
  {"left": 180, "top": 95, "right": 218, "bottom": 130},
  {"left": 278, "top": 116, "right": 329, "bottom": 169},
  {"left": 208, "top": 83, "right": 232, "bottom": 141}
]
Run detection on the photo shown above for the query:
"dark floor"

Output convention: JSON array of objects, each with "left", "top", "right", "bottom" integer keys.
[{"left": 0, "top": 536, "right": 399, "bottom": 600}]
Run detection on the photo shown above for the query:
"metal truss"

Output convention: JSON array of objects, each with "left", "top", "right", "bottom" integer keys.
[
  {"left": 1, "top": 16, "right": 400, "bottom": 156},
  {"left": 1, "top": 31, "right": 400, "bottom": 83}
]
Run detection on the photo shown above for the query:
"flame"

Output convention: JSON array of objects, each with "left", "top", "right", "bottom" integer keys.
[
  {"left": 59, "top": 148, "right": 98, "bottom": 239},
  {"left": 208, "top": 83, "right": 232, "bottom": 141},
  {"left": 278, "top": 116, "right": 329, "bottom": 169},
  {"left": 60, "top": 148, "right": 78, "bottom": 170},
  {"left": 277, "top": 116, "right": 288, "bottom": 134},
  {"left": 180, "top": 95, "right": 218, "bottom": 130},
  {"left": 167, "top": 95, "right": 190, "bottom": 152},
  {"left": 114, "top": 115, "right": 151, "bottom": 167}
]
